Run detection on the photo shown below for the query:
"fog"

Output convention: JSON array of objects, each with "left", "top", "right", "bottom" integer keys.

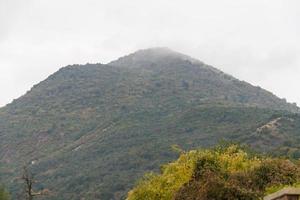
[{"left": 0, "top": 0, "right": 299, "bottom": 107}]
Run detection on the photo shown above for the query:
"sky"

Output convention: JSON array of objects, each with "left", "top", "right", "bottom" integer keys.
[{"left": 0, "top": 0, "right": 299, "bottom": 107}]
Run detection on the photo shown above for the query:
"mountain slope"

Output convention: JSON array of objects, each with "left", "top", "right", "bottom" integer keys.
[
  {"left": 0, "top": 48, "right": 299, "bottom": 199},
  {"left": 110, "top": 48, "right": 298, "bottom": 112}
]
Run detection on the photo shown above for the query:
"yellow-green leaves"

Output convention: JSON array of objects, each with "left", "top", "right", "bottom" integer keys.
[
  {"left": 127, "top": 151, "right": 197, "bottom": 200},
  {"left": 127, "top": 145, "right": 300, "bottom": 200},
  {"left": 0, "top": 186, "right": 10, "bottom": 200}
]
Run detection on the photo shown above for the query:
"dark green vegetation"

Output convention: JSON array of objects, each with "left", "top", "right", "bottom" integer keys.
[
  {"left": 0, "top": 48, "right": 300, "bottom": 199},
  {"left": 127, "top": 145, "right": 300, "bottom": 200}
]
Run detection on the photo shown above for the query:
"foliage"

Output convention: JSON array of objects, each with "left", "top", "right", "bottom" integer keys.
[
  {"left": 127, "top": 145, "right": 300, "bottom": 200},
  {"left": 0, "top": 186, "right": 10, "bottom": 200},
  {"left": 127, "top": 150, "right": 198, "bottom": 200}
]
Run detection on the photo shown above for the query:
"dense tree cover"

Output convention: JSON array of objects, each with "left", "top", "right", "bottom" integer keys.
[
  {"left": 127, "top": 145, "right": 300, "bottom": 200},
  {"left": 1, "top": 48, "right": 300, "bottom": 199},
  {"left": 0, "top": 186, "right": 10, "bottom": 200}
]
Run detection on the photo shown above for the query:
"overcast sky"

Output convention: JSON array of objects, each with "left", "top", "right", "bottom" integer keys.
[{"left": 1, "top": 0, "right": 299, "bottom": 107}]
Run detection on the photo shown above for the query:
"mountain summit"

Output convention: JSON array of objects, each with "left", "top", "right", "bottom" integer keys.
[
  {"left": 109, "top": 47, "right": 204, "bottom": 68},
  {"left": 109, "top": 47, "right": 298, "bottom": 112},
  {"left": 1, "top": 48, "right": 300, "bottom": 200}
]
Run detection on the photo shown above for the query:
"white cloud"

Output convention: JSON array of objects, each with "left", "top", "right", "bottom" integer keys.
[{"left": 0, "top": 0, "right": 299, "bottom": 106}]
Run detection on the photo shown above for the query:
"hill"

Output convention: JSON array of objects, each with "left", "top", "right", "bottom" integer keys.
[{"left": 0, "top": 48, "right": 300, "bottom": 199}]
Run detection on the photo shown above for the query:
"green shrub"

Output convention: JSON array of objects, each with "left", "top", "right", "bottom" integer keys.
[
  {"left": 127, "top": 145, "right": 300, "bottom": 200},
  {"left": 0, "top": 186, "right": 10, "bottom": 200}
]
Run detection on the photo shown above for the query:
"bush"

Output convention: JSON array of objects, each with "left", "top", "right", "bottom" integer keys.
[
  {"left": 0, "top": 186, "right": 10, "bottom": 200},
  {"left": 127, "top": 145, "right": 300, "bottom": 200}
]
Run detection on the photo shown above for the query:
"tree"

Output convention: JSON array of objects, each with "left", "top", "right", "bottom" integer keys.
[{"left": 21, "top": 166, "right": 49, "bottom": 200}]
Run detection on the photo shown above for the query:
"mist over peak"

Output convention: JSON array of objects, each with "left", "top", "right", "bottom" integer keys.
[{"left": 109, "top": 47, "right": 204, "bottom": 68}]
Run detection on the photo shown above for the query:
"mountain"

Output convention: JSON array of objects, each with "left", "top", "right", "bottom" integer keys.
[{"left": 0, "top": 47, "right": 300, "bottom": 200}]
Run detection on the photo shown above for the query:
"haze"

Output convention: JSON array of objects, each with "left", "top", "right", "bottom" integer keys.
[{"left": 1, "top": 0, "right": 299, "bottom": 107}]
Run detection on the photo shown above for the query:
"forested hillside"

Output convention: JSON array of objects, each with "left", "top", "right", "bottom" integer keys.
[{"left": 0, "top": 48, "right": 299, "bottom": 199}]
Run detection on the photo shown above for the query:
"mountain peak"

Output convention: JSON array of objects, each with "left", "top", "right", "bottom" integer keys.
[
  {"left": 136, "top": 47, "right": 175, "bottom": 53},
  {"left": 133, "top": 47, "right": 184, "bottom": 56},
  {"left": 109, "top": 47, "right": 203, "bottom": 68}
]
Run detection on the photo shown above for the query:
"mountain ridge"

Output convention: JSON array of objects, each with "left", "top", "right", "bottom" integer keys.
[
  {"left": 108, "top": 48, "right": 298, "bottom": 112},
  {"left": 5, "top": 48, "right": 297, "bottom": 112}
]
